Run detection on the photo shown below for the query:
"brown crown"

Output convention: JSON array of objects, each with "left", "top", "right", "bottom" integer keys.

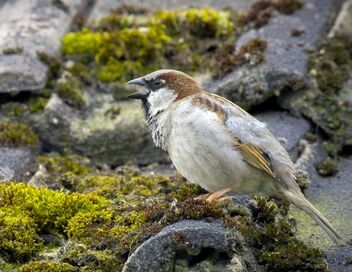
[{"left": 157, "top": 70, "right": 203, "bottom": 100}]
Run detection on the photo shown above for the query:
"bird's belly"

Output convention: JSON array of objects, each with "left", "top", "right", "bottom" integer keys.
[{"left": 168, "top": 123, "right": 275, "bottom": 195}]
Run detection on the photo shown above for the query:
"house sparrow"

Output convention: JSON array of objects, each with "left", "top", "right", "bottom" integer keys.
[{"left": 127, "top": 69, "right": 343, "bottom": 244}]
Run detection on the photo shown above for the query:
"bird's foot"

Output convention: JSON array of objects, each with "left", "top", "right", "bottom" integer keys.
[{"left": 195, "top": 188, "right": 232, "bottom": 203}]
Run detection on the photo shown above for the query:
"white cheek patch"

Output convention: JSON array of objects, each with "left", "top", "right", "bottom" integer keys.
[{"left": 148, "top": 87, "right": 177, "bottom": 115}]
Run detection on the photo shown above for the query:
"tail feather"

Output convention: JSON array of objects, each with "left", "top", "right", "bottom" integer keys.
[{"left": 284, "top": 191, "right": 344, "bottom": 245}]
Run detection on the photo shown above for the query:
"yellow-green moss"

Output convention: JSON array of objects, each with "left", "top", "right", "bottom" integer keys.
[
  {"left": 38, "top": 153, "right": 93, "bottom": 177},
  {"left": 0, "top": 207, "right": 41, "bottom": 261},
  {"left": 66, "top": 210, "right": 113, "bottom": 241},
  {"left": 62, "top": 7, "right": 240, "bottom": 83},
  {"left": 0, "top": 120, "right": 38, "bottom": 147},
  {"left": 55, "top": 243, "right": 120, "bottom": 271},
  {"left": 29, "top": 97, "right": 48, "bottom": 113},
  {"left": 0, "top": 182, "right": 109, "bottom": 234},
  {"left": 1, "top": 103, "right": 26, "bottom": 117},
  {"left": 20, "top": 261, "right": 75, "bottom": 272}
]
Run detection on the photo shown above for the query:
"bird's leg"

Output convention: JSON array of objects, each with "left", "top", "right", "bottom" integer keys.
[{"left": 195, "top": 188, "right": 232, "bottom": 203}]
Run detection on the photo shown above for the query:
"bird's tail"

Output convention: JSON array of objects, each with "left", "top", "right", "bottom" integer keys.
[{"left": 283, "top": 190, "right": 344, "bottom": 245}]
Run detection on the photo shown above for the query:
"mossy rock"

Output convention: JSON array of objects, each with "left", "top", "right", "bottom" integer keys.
[
  {"left": 279, "top": 33, "right": 352, "bottom": 147},
  {"left": 0, "top": 120, "right": 38, "bottom": 148},
  {"left": 31, "top": 95, "right": 169, "bottom": 166},
  {"left": 61, "top": 7, "right": 240, "bottom": 83}
]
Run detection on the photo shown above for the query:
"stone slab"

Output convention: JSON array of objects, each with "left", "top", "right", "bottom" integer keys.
[
  {"left": 0, "top": 147, "right": 36, "bottom": 181},
  {"left": 0, "top": 0, "right": 85, "bottom": 93},
  {"left": 123, "top": 219, "right": 260, "bottom": 272},
  {"left": 207, "top": 0, "right": 343, "bottom": 109},
  {"left": 255, "top": 111, "right": 311, "bottom": 154}
]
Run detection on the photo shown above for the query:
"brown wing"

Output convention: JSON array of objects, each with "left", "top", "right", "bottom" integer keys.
[
  {"left": 191, "top": 93, "right": 276, "bottom": 179},
  {"left": 233, "top": 139, "right": 276, "bottom": 178}
]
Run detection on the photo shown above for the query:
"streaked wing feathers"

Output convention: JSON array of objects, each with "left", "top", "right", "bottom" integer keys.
[
  {"left": 191, "top": 93, "right": 276, "bottom": 179},
  {"left": 234, "top": 140, "right": 276, "bottom": 178}
]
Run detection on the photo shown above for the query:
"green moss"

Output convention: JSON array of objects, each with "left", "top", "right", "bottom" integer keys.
[
  {"left": 2, "top": 47, "right": 23, "bottom": 55},
  {"left": 56, "top": 72, "right": 86, "bottom": 107},
  {"left": 29, "top": 97, "right": 48, "bottom": 113},
  {"left": 233, "top": 197, "right": 328, "bottom": 272},
  {"left": 0, "top": 207, "right": 41, "bottom": 262},
  {"left": 0, "top": 120, "right": 38, "bottom": 147},
  {"left": 62, "top": 7, "right": 240, "bottom": 82},
  {"left": 0, "top": 182, "right": 109, "bottom": 234},
  {"left": 240, "top": 0, "right": 272, "bottom": 28},
  {"left": 259, "top": 233, "right": 327, "bottom": 272},
  {"left": 62, "top": 29, "right": 104, "bottom": 60},
  {"left": 66, "top": 210, "right": 112, "bottom": 241},
  {"left": 66, "top": 62, "right": 91, "bottom": 85},
  {"left": 56, "top": 243, "right": 120, "bottom": 271},
  {"left": 152, "top": 10, "right": 182, "bottom": 35},
  {"left": 322, "top": 141, "right": 338, "bottom": 158},
  {"left": 1, "top": 103, "right": 26, "bottom": 117},
  {"left": 20, "top": 261, "right": 75, "bottom": 272},
  {"left": 272, "top": 0, "right": 303, "bottom": 14},
  {"left": 315, "top": 157, "right": 338, "bottom": 177},
  {"left": 303, "top": 33, "right": 352, "bottom": 146},
  {"left": 37, "top": 51, "right": 62, "bottom": 81},
  {"left": 213, "top": 37, "right": 267, "bottom": 78},
  {"left": 37, "top": 153, "right": 93, "bottom": 189},
  {"left": 184, "top": 8, "right": 234, "bottom": 38}
]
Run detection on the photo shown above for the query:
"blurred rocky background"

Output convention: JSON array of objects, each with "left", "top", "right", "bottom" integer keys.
[{"left": 0, "top": 0, "right": 351, "bottom": 271}]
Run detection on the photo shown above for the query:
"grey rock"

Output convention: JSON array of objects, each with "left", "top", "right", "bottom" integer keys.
[
  {"left": 328, "top": 0, "right": 352, "bottom": 38},
  {"left": 32, "top": 93, "right": 169, "bottom": 166},
  {"left": 0, "top": 147, "right": 36, "bottom": 181},
  {"left": 285, "top": 136, "right": 352, "bottom": 271},
  {"left": 0, "top": 0, "right": 85, "bottom": 93},
  {"left": 207, "top": 0, "right": 343, "bottom": 109},
  {"left": 255, "top": 111, "right": 311, "bottom": 154},
  {"left": 123, "top": 220, "right": 260, "bottom": 272},
  {"left": 0, "top": 54, "right": 47, "bottom": 93},
  {"left": 278, "top": 0, "right": 352, "bottom": 146},
  {"left": 89, "top": 0, "right": 257, "bottom": 21}
]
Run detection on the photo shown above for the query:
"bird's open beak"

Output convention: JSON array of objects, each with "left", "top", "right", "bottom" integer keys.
[{"left": 126, "top": 77, "right": 149, "bottom": 99}]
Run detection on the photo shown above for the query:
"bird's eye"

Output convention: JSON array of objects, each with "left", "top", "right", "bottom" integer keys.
[{"left": 153, "top": 80, "right": 163, "bottom": 89}]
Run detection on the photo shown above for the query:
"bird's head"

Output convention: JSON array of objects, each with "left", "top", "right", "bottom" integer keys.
[{"left": 127, "top": 69, "right": 202, "bottom": 115}]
